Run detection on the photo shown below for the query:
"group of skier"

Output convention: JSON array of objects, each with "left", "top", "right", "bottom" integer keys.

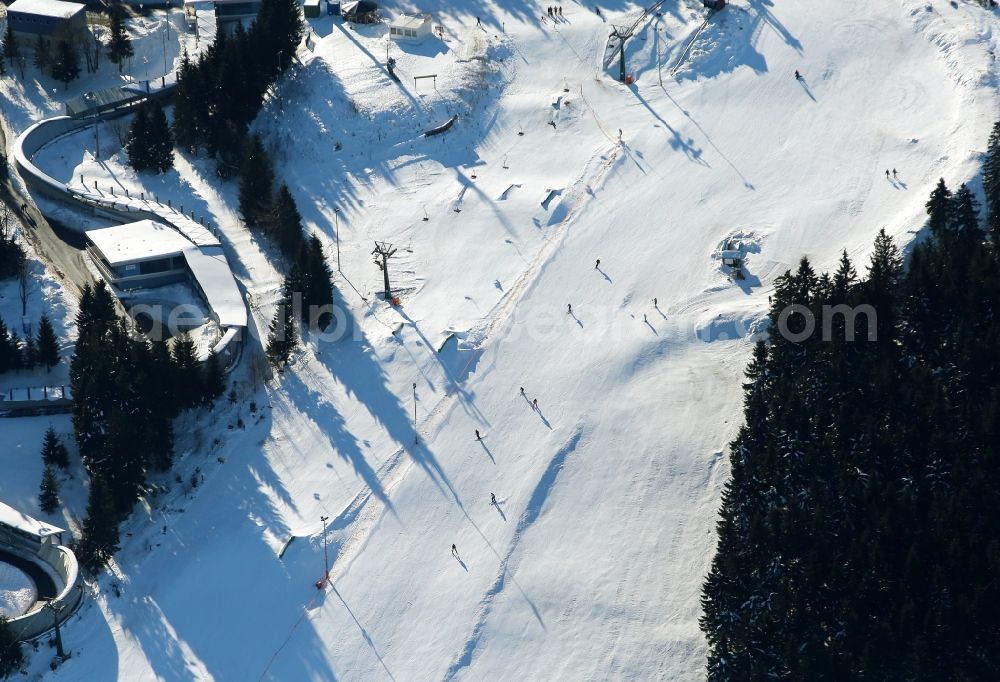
[
  {"left": 547, "top": 6, "right": 564, "bottom": 17},
  {"left": 454, "top": 263, "right": 662, "bottom": 559}
]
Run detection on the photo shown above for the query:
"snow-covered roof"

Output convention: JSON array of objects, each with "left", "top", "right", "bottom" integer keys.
[
  {"left": 7, "top": 0, "right": 86, "bottom": 19},
  {"left": 390, "top": 13, "right": 431, "bottom": 30},
  {"left": 719, "top": 249, "right": 743, "bottom": 260},
  {"left": 0, "top": 501, "right": 65, "bottom": 539},
  {"left": 183, "top": 247, "right": 247, "bottom": 328},
  {"left": 86, "top": 220, "right": 193, "bottom": 266}
]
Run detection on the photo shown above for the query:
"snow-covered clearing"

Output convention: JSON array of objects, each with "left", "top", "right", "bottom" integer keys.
[{"left": 2, "top": 0, "right": 999, "bottom": 679}]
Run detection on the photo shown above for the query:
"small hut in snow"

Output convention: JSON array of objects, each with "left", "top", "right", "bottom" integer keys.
[{"left": 389, "top": 13, "right": 432, "bottom": 41}]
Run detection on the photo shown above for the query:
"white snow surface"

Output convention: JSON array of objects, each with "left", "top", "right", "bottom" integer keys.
[
  {"left": 0, "top": 562, "right": 37, "bottom": 619},
  {"left": 3, "top": 0, "right": 1000, "bottom": 679}
]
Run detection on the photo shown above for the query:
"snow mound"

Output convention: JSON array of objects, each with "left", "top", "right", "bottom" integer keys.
[{"left": 0, "top": 562, "right": 37, "bottom": 619}]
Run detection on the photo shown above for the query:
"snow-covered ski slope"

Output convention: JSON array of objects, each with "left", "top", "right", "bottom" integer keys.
[{"left": 35, "top": 0, "right": 1000, "bottom": 679}]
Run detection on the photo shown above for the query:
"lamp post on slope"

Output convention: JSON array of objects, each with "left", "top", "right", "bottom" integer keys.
[
  {"left": 316, "top": 515, "right": 330, "bottom": 589},
  {"left": 334, "top": 207, "right": 341, "bottom": 272}
]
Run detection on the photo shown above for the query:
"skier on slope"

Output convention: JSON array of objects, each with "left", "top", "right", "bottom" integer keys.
[
  {"left": 893, "top": 168, "right": 898, "bottom": 178},
  {"left": 885, "top": 169, "right": 891, "bottom": 179},
  {"left": 491, "top": 492, "right": 497, "bottom": 505},
  {"left": 475, "top": 429, "right": 481, "bottom": 440},
  {"left": 567, "top": 303, "right": 573, "bottom": 314},
  {"left": 595, "top": 258, "right": 601, "bottom": 269},
  {"left": 452, "top": 544, "right": 458, "bottom": 556},
  {"left": 532, "top": 398, "right": 539, "bottom": 410},
  {"left": 794, "top": 70, "right": 801, "bottom": 80}
]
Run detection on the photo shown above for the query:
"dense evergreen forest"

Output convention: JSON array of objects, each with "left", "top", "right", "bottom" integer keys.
[
  {"left": 71, "top": 283, "right": 223, "bottom": 570},
  {"left": 701, "top": 125, "right": 1000, "bottom": 679}
]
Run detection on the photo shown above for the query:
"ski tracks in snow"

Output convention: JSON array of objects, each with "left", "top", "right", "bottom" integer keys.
[{"left": 443, "top": 430, "right": 583, "bottom": 681}]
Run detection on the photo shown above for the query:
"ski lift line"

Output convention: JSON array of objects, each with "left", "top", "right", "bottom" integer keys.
[
  {"left": 669, "top": 16, "right": 712, "bottom": 76},
  {"left": 577, "top": 84, "right": 617, "bottom": 144},
  {"left": 258, "top": 587, "right": 325, "bottom": 680},
  {"left": 604, "top": 0, "right": 670, "bottom": 67}
]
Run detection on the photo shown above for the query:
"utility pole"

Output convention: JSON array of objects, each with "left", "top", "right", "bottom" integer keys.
[
  {"left": 48, "top": 601, "right": 65, "bottom": 658},
  {"left": 317, "top": 515, "right": 329, "bottom": 589},
  {"left": 372, "top": 241, "right": 397, "bottom": 302},
  {"left": 334, "top": 207, "right": 341, "bottom": 272},
  {"left": 161, "top": 22, "right": 168, "bottom": 87},
  {"left": 657, "top": 21, "right": 663, "bottom": 86}
]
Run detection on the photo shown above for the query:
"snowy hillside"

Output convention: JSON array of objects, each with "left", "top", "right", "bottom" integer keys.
[{"left": 4, "top": 0, "right": 1000, "bottom": 679}]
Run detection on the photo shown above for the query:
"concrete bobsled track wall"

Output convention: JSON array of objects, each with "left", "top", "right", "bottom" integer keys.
[
  {"left": 3, "top": 543, "right": 83, "bottom": 641},
  {"left": 13, "top": 115, "right": 246, "bottom": 368}
]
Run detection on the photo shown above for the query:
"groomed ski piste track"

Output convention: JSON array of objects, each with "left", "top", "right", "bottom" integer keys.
[{"left": 2, "top": 0, "right": 1000, "bottom": 679}]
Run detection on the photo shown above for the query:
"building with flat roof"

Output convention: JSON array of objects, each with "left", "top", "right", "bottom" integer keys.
[
  {"left": 86, "top": 220, "right": 248, "bottom": 329},
  {"left": 0, "top": 501, "right": 66, "bottom": 548},
  {"left": 5, "top": 0, "right": 87, "bottom": 43},
  {"left": 87, "top": 220, "right": 193, "bottom": 289}
]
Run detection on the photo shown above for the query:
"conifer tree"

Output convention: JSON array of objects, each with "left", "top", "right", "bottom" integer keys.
[
  {"left": 22, "top": 334, "right": 37, "bottom": 369},
  {"left": 2, "top": 26, "right": 18, "bottom": 70},
  {"left": 983, "top": 121, "right": 1000, "bottom": 240},
  {"left": 39, "top": 465, "right": 60, "bottom": 513},
  {"left": 255, "top": 0, "right": 304, "bottom": 78},
  {"left": 0, "top": 318, "right": 14, "bottom": 373},
  {"left": 171, "top": 50, "right": 199, "bottom": 151},
  {"left": 925, "top": 177, "right": 953, "bottom": 238},
  {"left": 266, "top": 281, "right": 298, "bottom": 366},
  {"left": 107, "top": 4, "right": 134, "bottom": 73},
  {"left": 147, "top": 101, "right": 175, "bottom": 173},
  {"left": 33, "top": 34, "right": 49, "bottom": 71},
  {"left": 831, "top": 250, "right": 857, "bottom": 302},
  {"left": 201, "top": 349, "right": 225, "bottom": 405},
  {"left": 41, "top": 425, "right": 70, "bottom": 469},
  {"left": 304, "top": 235, "right": 334, "bottom": 328},
  {"left": 126, "top": 105, "right": 150, "bottom": 171},
  {"left": 272, "top": 183, "right": 303, "bottom": 258},
  {"left": 0, "top": 616, "right": 24, "bottom": 678},
  {"left": 71, "top": 283, "right": 118, "bottom": 464},
  {"left": 6, "top": 331, "right": 22, "bottom": 371},
  {"left": 102, "top": 406, "right": 147, "bottom": 517},
  {"left": 950, "top": 183, "right": 984, "bottom": 240},
  {"left": 35, "top": 314, "right": 59, "bottom": 371},
  {"left": 238, "top": 134, "right": 275, "bottom": 230},
  {"left": 77, "top": 475, "right": 120, "bottom": 572},
  {"left": 170, "top": 331, "right": 201, "bottom": 409},
  {"left": 51, "top": 39, "right": 80, "bottom": 88}
]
